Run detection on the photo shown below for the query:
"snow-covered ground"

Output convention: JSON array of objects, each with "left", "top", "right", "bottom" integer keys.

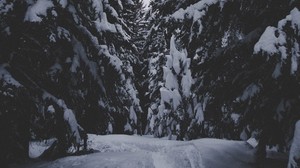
[
  {"left": 28, "top": 138, "right": 57, "bottom": 159},
  {"left": 12, "top": 134, "right": 288, "bottom": 168}
]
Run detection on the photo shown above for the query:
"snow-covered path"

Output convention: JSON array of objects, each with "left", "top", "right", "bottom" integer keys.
[{"left": 14, "top": 134, "right": 257, "bottom": 168}]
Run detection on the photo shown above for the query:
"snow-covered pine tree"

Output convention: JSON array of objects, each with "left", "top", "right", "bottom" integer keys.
[
  {"left": 162, "top": 0, "right": 249, "bottom": 139},
  {"left": 143, "top": 0, "right": 199, "bottom": 137},
  {"left": 154, "top": 35, "right": 193, "bottom": 139},
  {"left": 122, "top": 0, "right": 144, "bottom": 48},
  {"left": 248, "top": 6, "right": 300, "bottom": 163},
  {"left": 0, "top": 0, "right": 142, "bottom": 162},
  {"left": 145, "top": 0, "right": 228, "bottom": 139},
  {"left": 143, "top": 1, "right": 168, "bottom": 135},
  {"left": 158, "top": 0, "right": 299, "bottom": 163},
  {"left": 120, "top": 0, "right": 149, "bottom": 135},
  {"left": 158, "top": 0, "right": 295, "bottom": 140},
  {"left": 0, "top": 1, "right": 37, "bottom": 164}
]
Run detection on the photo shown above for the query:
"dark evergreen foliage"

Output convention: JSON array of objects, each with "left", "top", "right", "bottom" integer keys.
[
  {"left": 1, "top": 0, "right": 300, "bottom": 166},
  {"left": 0, "top": 0, "right": 142, "bottom": 163}
]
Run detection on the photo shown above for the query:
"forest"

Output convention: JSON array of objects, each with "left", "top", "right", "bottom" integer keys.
[{"left": 1, "top": 0, "right": 300, "bottom": 167}]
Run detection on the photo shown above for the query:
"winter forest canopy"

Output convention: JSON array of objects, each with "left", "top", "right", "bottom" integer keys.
[{"left": 1, "top": 0, "right": 300, "bottom": 167}]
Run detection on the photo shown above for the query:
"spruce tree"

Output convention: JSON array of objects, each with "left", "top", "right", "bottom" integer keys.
[{"left": 0, "top": 0, "right": 142, "bottom": 162}]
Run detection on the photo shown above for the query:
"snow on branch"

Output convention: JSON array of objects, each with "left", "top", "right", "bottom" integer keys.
[
  {"left": 170, "top": 0, "right": 227, "bottom": 35},
  {"left": 254, "top": 8, "right": 300, "bottom": 76},
  {"left": 57, "top": 99, "right": 82, "bottom": 144},
  {"left": 0, "top": 64, "right": 22, "bottom": 87},
  {"left": 24, "top": 0, "right": 54, "bottom": 22}
]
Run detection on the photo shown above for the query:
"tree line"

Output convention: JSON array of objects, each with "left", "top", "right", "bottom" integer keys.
[{"left": 0, "top": 0, "right": 300, "bottom": 167}]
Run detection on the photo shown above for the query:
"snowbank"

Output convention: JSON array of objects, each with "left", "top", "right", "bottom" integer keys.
[
  {"left": 28, "top": 138, "right": 57, "bottom": 159},
  {"left": 18, "top": 134, "right": 258, "bottom": 168}
]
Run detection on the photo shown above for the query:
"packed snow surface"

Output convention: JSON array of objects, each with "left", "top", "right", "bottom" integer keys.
[{"left": 19, "top": 134, "right": 258, "bottom": 168}]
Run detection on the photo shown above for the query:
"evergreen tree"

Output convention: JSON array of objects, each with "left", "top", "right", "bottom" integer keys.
[
  {"left": 0, "top": 0, "right": 142, "bottom": 162},
  {"left": 147, "top": 0, "right": 299, "bottom": 164},
  {"left": 147, "top": 0, "right": 300, "bottom": 145},
  {"left": 157, "top": 35, "right": 193, "bottom": 139},
  {"left": 143, "top": 1, "right": 168, "bottom": 135}
]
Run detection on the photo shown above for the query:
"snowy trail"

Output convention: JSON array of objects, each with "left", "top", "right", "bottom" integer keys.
[
  {"left": 87, "top": 134, "right": 205, "bottom": 168},
  {"left": 13, "top": 134, "right": 257, "bottom": 168},
  {"left": 151, "top": 143, "right": 204, "bottom": 168}
]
